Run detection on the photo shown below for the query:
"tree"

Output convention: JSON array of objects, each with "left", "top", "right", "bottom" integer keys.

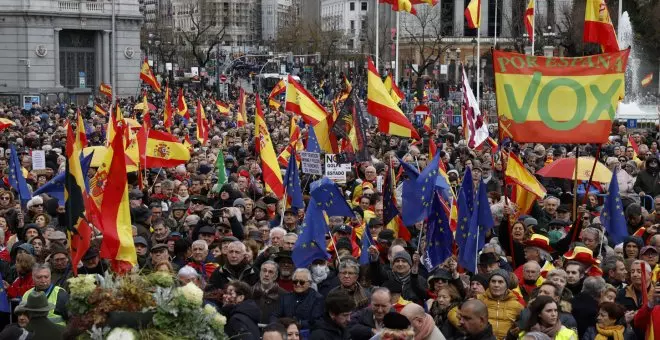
[
  {"left": 274, "top": 18, "right": 346, "bottom": 69},
  {"left": 400, "top": 5, "right": 453, "bottom": 100},
  {"left": 179, "top": 4, "right": 226, "bottom": 68}
]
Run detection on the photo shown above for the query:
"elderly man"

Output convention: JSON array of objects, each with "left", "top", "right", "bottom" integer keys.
[
  {"left": 369, "top": 247, "right": 427, "bottom": 305},
  {"left": 518, "top": 261, "right": 541, "bottom": 302},
  {"left": 348, "top": 287, "right": 394, "bottom": 340},
  {"left": 282, "top": 233, "right": 298, "bottom": 251},
  {"left": 208, "top": 241, "right": 258, "bottom": 291},
  {"left": 252, "top": 260, "right": 286, "bottom": 324},
  {"left": 186, "top": 239, "right": 218, "bottom": 281},
  {"left": 328, "top": 257, "right": 371, "bottom": 310},
  {"left": 48, "top": 246, "right": 71, "bottom": 290},
  {"left": 572, "top": 276, "right": 607, "bottom": 338},
  {"left": 271, "top": 268, "right": 325, "bottom": 330},
  {"left": 458, "top": 300, "right": 496, "bottom": 340},
  {"left": 282, "top": 209, "right": 300, "bottom": 233},
  {"left": 22, "top": 264, "right": 68, "bottom": 326},
  {"left": 400, "top": 303, "right": 445, "bottom": 340},
  {"left": 177, "top": 265, "right": 204, "bottom": 288}
]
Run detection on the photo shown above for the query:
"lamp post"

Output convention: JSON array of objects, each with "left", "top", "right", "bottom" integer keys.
[{"left": 471, "top": 38, "right": 477, "bottom": 84}]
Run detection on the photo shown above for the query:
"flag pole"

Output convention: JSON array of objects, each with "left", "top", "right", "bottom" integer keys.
[
  {"left": 493, "top": 0, "right": 498, "bottom": 47},
  {"left": 531, "top": 0, "right": 536, "bottom": 55},
  {"left": 395, "top": 11, "right": 400, "bottom": 86},
  {"left": 280, "top": 191, "right": 287, "bottom": 226},
  {"left": 476, "top": 24, "right": 481, "bottom": 104},
  {"left": 375, "top": 0, "right": 379, "bottom": 72}
]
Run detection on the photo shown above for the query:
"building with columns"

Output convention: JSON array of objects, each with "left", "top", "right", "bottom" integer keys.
[{"left": 0, "top": 0, "right": 143, "bottom": 106}]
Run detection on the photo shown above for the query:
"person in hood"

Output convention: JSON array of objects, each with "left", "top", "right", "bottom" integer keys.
[
  {"left": 309, "top": 289, "right": 355, "bottom": 340},
  {"left": 634, "top": 156, "right": 660, "bottom": 198},
  {"left": 222, "top": 281, "right": 261, "bottom": 340}
]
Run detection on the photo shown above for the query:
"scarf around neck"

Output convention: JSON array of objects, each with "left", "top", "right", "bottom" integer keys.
[
  {"left": 414, "top": 314, "right": 436, "bottom": 340},
  {"left": 595, "top": 324, "right": 625, "bottom": 340},
  {"left": 530, "top": 322, "right": 562, "bottom": 339}
]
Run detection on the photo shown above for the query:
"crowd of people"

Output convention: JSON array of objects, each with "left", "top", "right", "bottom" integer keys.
[{"left": 0, "top": 73, "right": 659, "bottom": 340}]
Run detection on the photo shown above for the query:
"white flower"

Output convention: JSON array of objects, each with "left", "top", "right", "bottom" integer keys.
[
  {"left": 106, "top": 327, "right": 137, "bottom": 340},
  {"left": 203, "top": 304, "right": 217, "bottom": 315},
  {"left": 213, "top": 313, "right": 227, "bottom": 326},
  {"left": 67, "top": 275, "right": 97, "bottom": 298},
  {"left": 179, "top": 282, "right": 204, "bottom": 306}
]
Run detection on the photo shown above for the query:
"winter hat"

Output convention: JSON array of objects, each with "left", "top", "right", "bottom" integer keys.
[
  {"left": 488, "top": 269, "right": 510, "bottom": 287},
  {"left": 392, "top": 251, "right": 412, "bottom": 266}
]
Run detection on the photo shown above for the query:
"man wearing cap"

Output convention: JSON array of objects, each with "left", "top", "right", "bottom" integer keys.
[
  {"left": 16, "top": 291, "right": 65, "bottom": 339},
  {"left": 144, "top": 243, "right": 171, "bottom": 272},
  {"left": 369, "top": 249, "right": 428, "bottom": 305},
  {"left": 477, "top": 269, "right": 524, "bottom": 339},
  {"left": 48, "top": 245, "right": 71, "bottom": 290},
  {"left": 47, "top": 231, "right": 67, "bottom": 249},
  {"left": 272, "top": 250, "right": 296, "bottom": 292},
  {"left": 513, "top": 234, "right": 555, "bottom": 285},
  {"left": 168, "top": 201, "right": 187, "bottom": 232},
  {"left": 129, "top": 189, "right": 145, "bottom": 209},
  {"left": 22, "top": 263, "right": 68, "bottom": 326},
  {"left": 282, "top": 208, "right": 300, "bottom": 233},
  {"left": 77, "top": 248, "right": 108, "bottom": 275},
  {"left": 134, "top": 236, "right": 150, "bottom": 269}
]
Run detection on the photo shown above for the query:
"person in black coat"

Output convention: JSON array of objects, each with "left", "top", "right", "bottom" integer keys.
[
  {"left": 348, "top": 287, "right": 395, "bottom": 340},
  {"left": 222, "top": 281, "right": 261, "bottom": 340},
  {"left": 309, "top": 289, "right": 355, "bottom": 340},
  {"left": 270, "top": 268, "right": 324, "bottom": 330},
  {"left": 571, "top": 276, "right": 606, "bottom": 338}
]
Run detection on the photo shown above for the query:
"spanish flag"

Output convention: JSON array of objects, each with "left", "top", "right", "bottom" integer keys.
[
  {"left": 255, "top": 96, "right": 284, "bottom": 199},
  {"left": 338, "top": 76, "right": 352, "bottom": 102},
  {"left": 215, "top": 100, "right": 230, "bottom": 116},
  {"left": 524, "top": 0, "right": 534, "bottom": 41},
  {"left": 237, "top": 89, "right": 247, "bottom": 127},
  {"left": 137, "top": 128, "right": 191, "bottom": 168},
  {"left": 93, "top": 104, "right": 107, "bottom": 116},
  {"left": 139, "top": 57, "right": 161, "bottom": 93},
  {"left": 505, "top": 151, "right": 546, "bottom": 214},
  {"left": 285, "top": 75, "right": 339, "bottom": 153},
  {"left": 196, "top": 100, "right": 209, "bottom": 145},
  {"left": 642, "top": 73, "right": 654, "bottom": 87},
  {"left": 99, "top": 123, "right": 137, "bottom": 274},
  {"left": 176, "top": 88, "right": 190, "bottom": 119},
  {"left": 99, "top": 82, "right": 112, "bottom": 99},
  {"left": 384, "top": 74, "right": 405, "bottom": 104},
  {"left": 423, "top": 114, "right": 433, "bottom": 134},
  {"left": 64, "top": 123, "right": 92, "bottom": 275},
  {"left": 106, "top": 104, "right": 123, "bottom": 147},
  {"left": 183, "top": 135, "right": 193, "bottom": 151},
  {"left": 381, "top": 0, "right": 417, "bottom": 15},
  {"left": 464, "top": 0, "right": 481, "bottom": 28},
  {"left": 410, "top": 0, "right": 437, "bottom": 4},
  {"left": 163, "top": 85, "right": 173, "bottom": 131},
  {"left": 278, "top": 116, "right": 302, "bottom": 168},
  {"left": 0, "top": 118, "right": 16, "bottom": 131},
  {"left": 269, "top": 79, "right": 286, "bottom": 110},
  {"left": 584, "top": 0, "right": 619, "bottom": 52},
  {"left": 628, "top": 136, "right": 640, "bottom": 160},
  {"left": 366, "top": 57, "right": 419, "bottom": 139},
  {"left": 76, "top": 112, "right": 88, "bottom": 148}
]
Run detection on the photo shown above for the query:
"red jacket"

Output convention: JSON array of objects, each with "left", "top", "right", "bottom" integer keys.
[{"left": 7, "top": 274, "right": 34, "bottom": 299}]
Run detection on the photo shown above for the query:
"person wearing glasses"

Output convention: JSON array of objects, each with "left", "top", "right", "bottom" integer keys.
[
  {"left": 328, "top": 257, "right": 370, "bottom": 310},
  {"left": 271, "top": 268, "right": 324, "bottom": 331}
]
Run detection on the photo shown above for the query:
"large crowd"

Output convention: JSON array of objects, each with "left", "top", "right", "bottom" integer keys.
[{"left": 0, "top": 73, "right": 658, "bottom": 340}]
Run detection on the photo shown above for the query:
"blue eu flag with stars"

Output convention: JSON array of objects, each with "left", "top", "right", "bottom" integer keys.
[
  {"left": 398, "top": 152, "right": 441, "bottom": 225},
  {"left": 306, "top": 126, "right": 321, "bottom": 153},
  {"left": 8, "top": 145, "right": 31, "bottom": 204},
  {"left": 33, "top": 152, "right": 94, "bottom": 206},
  {"left": 454, "top": 167, "right": 474, "bottom": 249},
  {"left": 425, "top": 192, "right": 453, "bottom": 271},
  {"left": 601, "top": 168, "right": 628, "bottom": 245},
  {"left": 309, "top": 177, "right": 355, "bottom": 218},
  {"left": 359, "top": 223, "right": 373, "bottom": 265},
  {"left": 292, "top": 196, "right": 330, "bottom": 267},
  {"left": 458, "top": 180, "right": 495, "bottom": 273},
  {"left": 283, "top": 152, "right": 305, "bottom": 212},
  {"left": 0, "top": 272, "right": 9, "bottom": 313}
]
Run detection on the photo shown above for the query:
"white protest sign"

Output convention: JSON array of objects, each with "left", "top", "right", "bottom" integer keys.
[
  {"left": 31, "top": 150, "right": 46, "bottom": 170},
  {"left": 301, "top": 151, "right": 322, "bottom": 175},
  {"left": 324, "top": 154, "right": 349, "bottom": 183}
]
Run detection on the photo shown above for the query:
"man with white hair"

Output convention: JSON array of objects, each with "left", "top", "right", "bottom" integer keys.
[
  {"left": 271, "top": 268, "right": 325, "bottom": 330},
  {"left": 177, "top": 265, "right": 203, "bottom": 288},
  {"left": 207, "top": 241, "right": 258, "bottom": 291}
]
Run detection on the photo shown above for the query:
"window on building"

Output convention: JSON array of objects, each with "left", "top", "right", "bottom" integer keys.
[
  {"left": 349, "top": 2, "right": 355, "bottom": 11},
  {"left": 361, "top": 2, "right": 367, "bottom": 11},
  {"left": 348, "top": 39, "right": 354, "bottom": 49},
  {"left": 350, "top": 20, "right": 355, "bottom": 32}
]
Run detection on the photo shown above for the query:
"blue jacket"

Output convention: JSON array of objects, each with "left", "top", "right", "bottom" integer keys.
[{"left": 271, "top": 289, "right": 324, "bottom": 330}]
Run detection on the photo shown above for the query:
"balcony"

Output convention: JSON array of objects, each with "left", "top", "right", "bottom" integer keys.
[
  {"left": 3, "top": 0, "right": 141, "bottom": 17},
  {"left": 58, "top": 1, "right": 107, "bottom": 14}
]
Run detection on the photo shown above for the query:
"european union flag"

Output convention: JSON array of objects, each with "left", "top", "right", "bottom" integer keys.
[
  {"left": 425, "top": 193, "right": 453, "bottom": 270},
  {"left": 34, "top": 152, "right": 94, "bottom": 206},
  {"left": 8, "top": 145, "right": 31, "bottom": 204},
  {"left": 458, "top": 180, "right": 494, "bottom": 273},
  {"left": 399, "top": 152, "right": 445, "bottom": 225},
  {"left": 454, "top": 167, "right": 474, "bottom": 248},
  {"left": 601, "top": 168, "right": 627, "bottom": 245},
  {"left": 359, "top": 224, "right": 373, "bottom": 265},
  {"left": 306, "top": 125, "right": 321, "bottom": 153},
  {"left": 283, "top": 152, "right": 304, "bottom": 212},
  {"left": 0, "top": 272, "right": 9, "bottom": 313},
  {"left": 292, "top": 198, "right": 330, "bottom": 267},
  {"left": 309, "top": 177, "right": 355, "bottom": 218}
]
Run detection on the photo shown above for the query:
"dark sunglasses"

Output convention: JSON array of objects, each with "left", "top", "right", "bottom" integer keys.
[
  {"left": 33, "top": 204, "right": 43, "bottom": 207},
  {"left": 0, "top": 197, "right": 10, "bottom": 201},
  {"left": 293, "top": 280, "right": 308, "bottom": 286}
]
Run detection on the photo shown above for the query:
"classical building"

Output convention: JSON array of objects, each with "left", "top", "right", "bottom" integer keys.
[
  {"left": 0, "top": 0, "right": 143, "bottom": 106},
  {"left": 261, "top": 0, "right": 302, "bottom": 42},
  {"left": 321, "top": 0, "right": 370, "bottom": 51}
]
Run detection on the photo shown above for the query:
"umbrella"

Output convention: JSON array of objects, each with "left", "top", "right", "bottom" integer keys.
[
  {"left": 536, "top": 157, "right": 612, "bottom": 183},
  {"left": 134, "top": 102, "right": 157, "bottom": 112}
]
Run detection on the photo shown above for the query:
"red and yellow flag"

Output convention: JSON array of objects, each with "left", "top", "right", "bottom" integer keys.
[
  {"left": 93, "top": 104, "right": 107, "bottom": 116},
  {"left": 628, "top": 136, "right": 639, "bottom": 160},
  {"left": 65, "top": 123, "right": 92, "bottom": 275},
  {"left": 505, "top": 152, "right": 546, "bottom": 214},
  {"left": 137, "top": 128, "right": 191, "bottom": 168},
  {"left": 0, "top": 118, "right": 15, "bottom": 131},
  {"left": 163, "top": 86, "right": 173, "bottom": 131},
  {"left": 176, "top": 89, "right": 190, "bottom": 119},
  {"left": 99, "top": 124, "right": 137, "bottom": 274},
  {"left": 464, "top": 0, "right": 481, "bottom": 28},
  {"left": 642, "top": 73, "right": 654, "bottom": 87},
  {"left": 99, "top": 82, "right": 112, "bottom": 99},
  {"left": 524, "top": 0, "right": 534, "bottom": 41},
  {"left": 380, "top": 0, "right": 417, "bottom": 15},
  {"left": 366, "top": 58, "right": 420, "bottom": 139},
  {"left": 268, "top": 79, "right": 286, "bottom": 110},
  {"left": 255, "top": 96, "right": 284, "bottom": 199},
  {"left": 106, "top": 104, "right": 123, "bottom": 147},
  {"left": 139, "top": 57, "right": 161, "bottom": 93},
  {"left": 384, "top": 74, "right": 405, "bottom": 104},
  {"left": 237, "top": 89, "right": 247, "bottom": 127},
  {"left": 493, "top": 49, "right": 629, "bottom": 143},
  {"left": 278, "top": 116, "right": 302, "bottom": 168},
  {"left": 338, "top": 76, "right": 352, "bottom": 102},
  {"left": 76, "top": 111, "right": 88, "bottom": 148},
  {"left": 215, "top": 100, "right": 230, "bottom": 116},
  {"left": 423, "top": 114, "right": 433, "bottom": 134},
  {"left": 584, "top": 0, "right": 619, "bottom": 52},
  {"left": 410, "top": 0, "right": 437, "bottom": 4},
  {"left": 285, "top": 75, "right": 339, "bottom": 153},
  {"left": 196, "top": 100, "right": 209, "bottom": 145}
]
